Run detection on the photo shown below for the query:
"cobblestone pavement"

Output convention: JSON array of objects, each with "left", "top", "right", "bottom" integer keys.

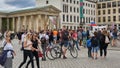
[{"left": 0, "top": 39, "right": 120, "bottom": 68}]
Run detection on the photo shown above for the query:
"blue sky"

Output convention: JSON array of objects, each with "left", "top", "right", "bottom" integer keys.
[{"left": 0, "top": 0, "right": 35, "bottom": 10}]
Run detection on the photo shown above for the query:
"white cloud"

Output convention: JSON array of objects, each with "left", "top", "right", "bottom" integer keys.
[
  {"left": 0, "top": 0, "right": 19, "bottom": 10},
  {"left": 0, "top": 0, "right": 35, "bottom": 11}
]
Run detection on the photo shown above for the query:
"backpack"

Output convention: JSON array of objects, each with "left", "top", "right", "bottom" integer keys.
[
  {"left": 41, "top": 36, "right": 46, "bottom": 44},
  {"left": 0, "top": 42, "right": 7, "bottom": 66},
  {"left": 91, "top": 37, "right": 98, "bottom": 47},
  {"left": 86, "top": 39, "right": 91, "bottom": 47},
  {"left": 0, "top": 50, "right": 8, "bottom": 66},
  {"left": 62, "top": 30, "right": 69, "bottom": 40}
]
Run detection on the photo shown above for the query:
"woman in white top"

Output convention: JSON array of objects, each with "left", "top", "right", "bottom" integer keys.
[
  {"left": 4, "top": 36, "right": 16, "bottom": 68},
  {"left": 19, "top": 32, "right": 35, "bottom": 68}
]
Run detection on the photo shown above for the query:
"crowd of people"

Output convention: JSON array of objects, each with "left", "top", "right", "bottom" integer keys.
[{"left": 0, "top": 25, "right": 119, "bottom": 68}]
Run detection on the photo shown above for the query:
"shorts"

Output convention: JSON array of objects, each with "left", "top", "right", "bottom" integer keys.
[
  {"left": 113, "top": 36, "right": 117, "bottom": 39},
  {"left": 61, "top": 41, "right": 69, "bottom": 47},
  {"left": 53, "top": 36, "right": 57, "bottom": 40},
  {"left": 91, "top": 46, "right": 99, "bottom": 53}
]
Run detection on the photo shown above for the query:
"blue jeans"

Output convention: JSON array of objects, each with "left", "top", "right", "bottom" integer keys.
[
  {"left": 88, "top": 47, "right": 92, "bottom": 57},
  {"left": 91, "top": 46, "right": 99, "bottom": 53},
  {"left": 63, "top": 41, "right": 69, "bottom": 47},
  {"left": 73, "top": 40, "right": 80, "bottom": 50}
]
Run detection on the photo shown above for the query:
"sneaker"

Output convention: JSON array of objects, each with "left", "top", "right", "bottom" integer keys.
[
  {"left": 77, "top": 48, "right": 80, "bottom": 51},
  {"left": 42, "top": 58, "right": 46, "bottom": 61},
  {"left": 63, "top": 56, "right": 67, "bottom": 59},
  {"left": 95, "top": 57, "right": 98, "bottom": 60}
]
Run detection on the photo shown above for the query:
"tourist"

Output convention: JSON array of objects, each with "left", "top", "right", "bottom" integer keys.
[
  {"left": 18, "top": 32, "right": 34, "bottom": 68},
  {"left": 3, "top": 36, "right": 16, "bottom": 68},
  {"left": 53, "top": 29, "right": 58, "bottom": 44},
  {"left": 91, "top": 32, "right": 99, "bottom": 60},
  {"left": 86, "top": 36, "right": 92, "bottom": 58},
  {"left": 26, "top": 33, "right": 41, "bottom": 68},
  {"left": 100, "top": 30, "right": 110, "bottom": 58},
  {"left": 39, "top": 30, "right": 49, "bottom": 61},
  {"left": 21, "top": 32, "right": 27, "bottom": 50},
  {"left": 72, "top": 30, "right": 80, "bottom": 50},
  {"left": 60, "top": 26, "right": 69, "bottom": 59}
]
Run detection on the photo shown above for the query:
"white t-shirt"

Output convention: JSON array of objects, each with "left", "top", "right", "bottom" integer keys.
[
  {"left": 21, "top": 34, "right": 26, "bottom": 42},
  {"left": 40, "top": 34, "right": 49, "bottom": 40},
  {"left": 3, "top": 43, "right": 13, "bottom": 58}
]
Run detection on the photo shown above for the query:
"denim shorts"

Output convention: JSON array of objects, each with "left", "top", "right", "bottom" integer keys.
[
  {"left": 91, "top": 46, "right": 99, "bottom": 53},
  {"left": 63, "top": 41, "right": 69, "bottom": 47},
  {"left": 113, "top": 36, "right": 117, "bottom": 39}
]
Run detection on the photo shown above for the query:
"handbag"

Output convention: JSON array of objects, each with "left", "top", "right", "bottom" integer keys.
[
  {"left": 0, "top": 50, "right": 8, "bottom": 66},
  {"left": 38, "top": 50, "right": 43, "bottom": 57}
]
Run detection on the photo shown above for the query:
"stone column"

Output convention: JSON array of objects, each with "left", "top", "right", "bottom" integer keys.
[
  {"left": 12, "top": 17, "right": 15, "bottom": 31},
  {"left": 17, "top": 17, "right": 20, "bottom": 32},
  {"left": 23, "top": 16, "right": 26, "bottom": 30},
  {"left": 35, "top": 15, "right": 39, "bottom": 32},
  {"left": 38, "top": 15, "right": 42, "bottom": 31},
  {"left": 44, "top": 15, "right": 48, "bottom": 30},
  {"left": 0, "top": 17, "right": 2, "bottom": 31},
  {"left": 33, "top": 16, "right": 35, "bottom": 31},
  {"left": 29, "top": 15, "right": 33, "bottom": 31},
  {"left": 59, "top": 16, "right": 61, "bottom": 29},
  {"left": 56, "top": 16, "right": 60, "bottom": 29},
  {"left": 7, "top": 18, "right": 9, "bottom": 30}
]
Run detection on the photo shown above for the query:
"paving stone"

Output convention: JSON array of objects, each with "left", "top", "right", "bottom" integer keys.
[{"left": 0, "top": 39, "right": 120, "bottom": 68}]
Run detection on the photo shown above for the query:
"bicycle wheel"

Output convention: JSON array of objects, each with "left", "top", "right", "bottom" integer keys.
[
  {"left": 50, "top": 46, "right": 61, "bottom": 59},
  {"left": 46, "top": 47, "right": 55, "bottom": 60},
  {"left": 70, "top": 47, "right": 78, "bottom": 58}
]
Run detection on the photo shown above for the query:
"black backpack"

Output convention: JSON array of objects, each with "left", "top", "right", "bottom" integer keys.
[
  {"left": 91, "top": 36, "right": 99, "bottom": 47},
  {"left": 41, "top": 37, "right": 46, "bottom": 44},
  {"left": 62, "top": 30, "right": 69, "bottom": 40}
]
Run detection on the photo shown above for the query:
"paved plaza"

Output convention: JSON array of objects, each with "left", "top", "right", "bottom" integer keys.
[{"left": 0, "top": 39, "right": 120, "bottom": 68}]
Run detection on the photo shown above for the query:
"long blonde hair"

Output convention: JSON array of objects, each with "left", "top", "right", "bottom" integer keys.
[
  {"left": 25, "top": 32, "right": 32, "bottom": 41},
  {"left": 6, "top": 36, "right": 11, "bottom": 43}
]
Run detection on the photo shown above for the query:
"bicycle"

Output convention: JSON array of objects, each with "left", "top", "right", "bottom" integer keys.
[
  {"left": 45, "top": 42, "right": 59, "bottom": 60},
  {"left": 82, "top": 37, "right": 87, "bottom": 48},
  {"left": 50, "top": 40, "right": 78, "bottom": 59}
]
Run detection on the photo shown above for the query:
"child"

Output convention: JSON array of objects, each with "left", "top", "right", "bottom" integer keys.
[{"left": 86, "top": 36, "right": 92, "bottom": 58}]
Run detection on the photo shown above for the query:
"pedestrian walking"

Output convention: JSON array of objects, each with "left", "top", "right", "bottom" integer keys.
[
  {"left": 26, "top": 33, "right": 41, "bottom": 68},
  {"left": 20, "top": 32, "right": 26, "bottom": 50},
  {"left": 99, "top": 30, "right": 110, "bottom": 58},
  {"left": 39, "top": 30, "right": 49, "bottom": 61},
  {"left": 18, "top": 32, "right": 34, "bottom": 68},
  {"left": 3, "top": 36, "right": 16, "bottom": 68}
]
